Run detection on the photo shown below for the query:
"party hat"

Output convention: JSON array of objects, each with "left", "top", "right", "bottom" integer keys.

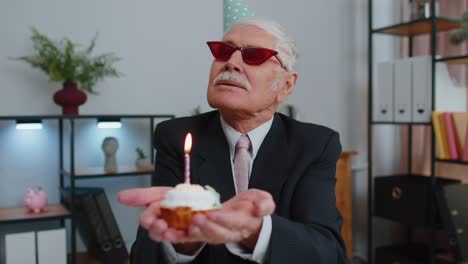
[{"left": 223, "top": 0, "right": 255, "bottom": 32}]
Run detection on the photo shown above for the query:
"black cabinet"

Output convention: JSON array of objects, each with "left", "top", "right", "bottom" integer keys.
[
  {"left": 374, "top": 175, "right": 459, "bottom": 226},
  {"left": 375, "top": 244, "right": 430, "bottom": 264}
]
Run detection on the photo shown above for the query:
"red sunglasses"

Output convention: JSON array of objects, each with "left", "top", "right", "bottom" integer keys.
[{"left": 207, "top": 41, "right": 287, "bottom": 70}]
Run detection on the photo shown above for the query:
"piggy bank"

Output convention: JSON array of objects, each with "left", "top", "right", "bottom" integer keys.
[{"left": 24, "top": 187, "right": 48, "bottom": 213}]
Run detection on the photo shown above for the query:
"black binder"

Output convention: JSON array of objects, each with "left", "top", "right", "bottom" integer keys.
[
  {"left": 62, "top": 187, "right": 129, "bottom": 264},
  {"left": 93, "top": 191, "right": 128, "bottom": 262},
  {"left": 435, "top": 184, "right": 468, "bottom": 261},
  {"left": 375, "top": 243, "right": 430, "bottom": 264}
]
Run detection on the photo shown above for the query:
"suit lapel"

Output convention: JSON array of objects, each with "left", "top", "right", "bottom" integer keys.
[
  {"left": 190, "top": 112, "right": 288, "bottom": 204},
  {"left": 249, "top": 114, "right": 289, "bottom": 204},
  {"left": 191, "top": 113, "right": 236, "bottom": 203}
]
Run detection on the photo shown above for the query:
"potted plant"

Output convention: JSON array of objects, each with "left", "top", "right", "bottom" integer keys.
[
  {"left": 13, "top": 28, "right": 121, "bottom": 115},
  {"left": 451, "top": 10, "right": 468, "bottom": 45},
  {"left": 135, "top": 147, "right": 151, "bottom": 170},
  {"left": 191, "top": 105, "right": 202, "bottom": 116}
]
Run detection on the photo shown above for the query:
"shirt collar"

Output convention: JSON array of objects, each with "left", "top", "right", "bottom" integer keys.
[{"left": 220, "top": 115, "right": 274, "bottom": 160}]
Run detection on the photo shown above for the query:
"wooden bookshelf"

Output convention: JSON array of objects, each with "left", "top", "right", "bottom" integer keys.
[
  {"left": 336, "top": 151, "right": 357, "bottom": 259},
  {"left": 435, "top": 161, "right": 468, "bottom": 184},
  {"left": 373, "top": 18, "right": 460, "bottom": 36},
  {"left": 437, "top": 55, "right": 468, "bottom": 64},
  {"left": 436, "top": 253, "right": 468, "bottom": 264},
  {"left": 0, "top": 204, "right": 69, "bottom": 223},
  {"left": 436, "top": 159, "right": 468, "bottom": 165},
  {"left": 442, "top": 57, "right": 468, "bottom": 64},
  {"left": 64, "top": 164, "right": 155, "bottom": 179}
]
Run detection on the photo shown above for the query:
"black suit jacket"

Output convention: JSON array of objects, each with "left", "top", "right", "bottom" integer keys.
[{"left": 131, "top": 111, "right": 350, "bottom": 264}]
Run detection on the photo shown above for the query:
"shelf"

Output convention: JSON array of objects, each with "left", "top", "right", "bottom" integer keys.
[
  {"left": 371, "top": 121, "right": 432, "bottom": 125},
  {"left": 0, "top": 114, "right": 175, "bottom": 121},
  {"left": 0, "top": 204, "right": 70, "bottom": 224},
  {"left": 0, "top": 113, "right": 169, "bottom": 262},
  {"left": 72, "top": 252, "right": 130, "bottom": 264},
  {"left": 437, "top": 55, "right": 468, "bottom": 64},
  {"left": 372, "top": 17, "right": 460, "bottom": 36},
  {"left": 435, "top": 159, "right": 468, "bottom": 165},
  {"left": 436, "top": 253, "right": 468, "bottom": 264},
  {"left": 64, "top": 164, "right": 155, "bottom": 179}
]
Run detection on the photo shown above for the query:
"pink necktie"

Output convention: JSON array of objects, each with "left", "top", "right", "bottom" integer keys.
[{"left": 234, "top": 135, "right": 251, "bottom": 193}]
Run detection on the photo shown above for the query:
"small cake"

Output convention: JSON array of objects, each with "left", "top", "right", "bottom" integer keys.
[{"left": 160, "top": 183, "right": 221, "bottom": 229}]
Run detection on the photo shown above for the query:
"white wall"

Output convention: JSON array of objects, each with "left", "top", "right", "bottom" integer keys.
[
  {"left": 247, "top": 1, "right": 357, "bottom": 150},
  {"left": 0, "top": 0, "right": 378, "bottom": 261},
  {"left": 0, "top": 0, "right": 221, "bottom": 117},
  {"left": 0, "top": 0, "right": 222, "bottom": 259},
  {"left": 0, "top": 0, "right": 364, "bottom": 148}
]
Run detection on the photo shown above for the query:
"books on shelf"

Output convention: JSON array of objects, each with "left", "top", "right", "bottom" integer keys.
[
  {"left": 452, "top": 113, "right": 468, "bottom": 152},
  {"left": 412, "top": 56, "right": 432, "bottom": 122},
  {"left": 433, "top": 112, "right": 449, "bottom": 159},
  {"left": 374, "top": 56, "right": 433, "bottom": 123},
  {"left": 394, "top": 59, "right": 412, "bottom": 122},
  {"left": 94, "top": 191, "right": 126, "bottom": 250},
  {"left": 433, "top": 111, "right": 468, "bottom": 161},
  {"left": 442, "top": 112, "right": 459, "bottom": 160},
  {"left": 374, "top": 56, "right": 468, "bottom": 123},
  {"left": 374, "top": 61, "right": 394, "bottom": 122},
  {"left": 62, "top": 187, "right": 129, "bottom": 264}
]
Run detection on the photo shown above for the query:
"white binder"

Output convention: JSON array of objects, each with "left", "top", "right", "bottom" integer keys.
[
  {"left": 412, "top": 56, "right": 432, "bottom": 122},
  {"left": 37, "top": 228, "right": 67, "bottom": 264},
  {"left": 5, "top": 231, "right": 36, "bottom": 264},
  {"left": 394, "top": 58, "right": 412, "bottom": 122},
  {"left": 374, "top": 61, "right": 394, "bottom": 122}
]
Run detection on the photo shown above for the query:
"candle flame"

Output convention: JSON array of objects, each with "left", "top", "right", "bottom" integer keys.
[{"left": 184, "top": 133, "right": 192, "bottom": 153}]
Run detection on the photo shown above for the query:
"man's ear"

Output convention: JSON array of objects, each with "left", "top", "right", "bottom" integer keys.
[{"left": 277, "top": 72, "right": 298, "bottom": 103}]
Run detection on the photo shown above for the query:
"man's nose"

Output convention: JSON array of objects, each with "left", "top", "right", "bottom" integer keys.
[{"left": 224, "top": 50, "right": 243, "bottom": 73}]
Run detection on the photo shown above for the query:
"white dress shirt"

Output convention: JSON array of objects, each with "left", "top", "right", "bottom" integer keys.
[{"left": 161, "top": 115, "right": 274, "bottom": 264}]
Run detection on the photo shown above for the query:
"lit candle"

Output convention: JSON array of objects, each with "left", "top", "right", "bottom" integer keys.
[{"left": 184, "top": 133, "right": 192, "bottom": 184}]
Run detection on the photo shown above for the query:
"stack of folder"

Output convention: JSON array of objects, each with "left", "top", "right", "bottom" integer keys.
[
  {"left": 62, "top": 187, "right": 129, "bottom": 264},
  {"left": 435, "top": 184, "right": 468, "bottom": 261},
  {"left": 432, "top": 112, "right": 468, "bottom": 161}
]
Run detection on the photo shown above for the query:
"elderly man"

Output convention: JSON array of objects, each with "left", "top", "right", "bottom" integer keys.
[{"left": 118, "top": 17, "right": 349, "bottom": 264}]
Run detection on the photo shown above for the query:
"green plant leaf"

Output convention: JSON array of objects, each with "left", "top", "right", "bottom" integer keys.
[
  {"left": 11, "top": 28, "right": 121, "bottom": 94},
  {"left": 49, "top": 65, "right": 64, "bottom": 82},
  {"left": 450, "top": 10, "right": 468, "bottom": 45},
  {"left": 136, "top": 147, "right": 147, "bottom": 159},
  {"left": 86, "top": 33, "right": 97, "bottom": 55}
]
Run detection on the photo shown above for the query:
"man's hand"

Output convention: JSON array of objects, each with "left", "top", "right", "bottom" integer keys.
[
  {"left": 118, "top": 186, "right": 171, "bottom": 207},
  {"left": 117, "top": 187, "right": 275, "bottom": 252},
  {"left": 189, "top": 189, "right": 275, "bottom": 250},
  {"left": 118, "top": 187, "right": 203, "bottom": 255}
]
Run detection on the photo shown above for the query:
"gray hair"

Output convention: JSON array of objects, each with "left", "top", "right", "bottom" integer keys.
[{"left": 225, "top": 17, "right": 298, "bottom": 71}]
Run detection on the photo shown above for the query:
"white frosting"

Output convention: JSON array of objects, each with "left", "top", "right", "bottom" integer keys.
[{"left": 160, "top": 184, "right": 221, "bottom": 210}]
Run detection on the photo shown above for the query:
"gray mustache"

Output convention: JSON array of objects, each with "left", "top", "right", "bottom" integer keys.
[{"left": 213, "top": 71, "right": 252, "bottom": 91}]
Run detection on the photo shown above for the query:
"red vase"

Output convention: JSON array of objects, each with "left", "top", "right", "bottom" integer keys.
[{"left": 53, "top": 81, "right": 87, "bottom": 115}]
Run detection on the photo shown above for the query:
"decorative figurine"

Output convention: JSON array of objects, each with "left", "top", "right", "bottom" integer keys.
[
  {"left": 410, "top": 0, "right": 438, "bottom": 20},
  {"left": 102, "top": 137, "right": 119, "bottom": 173},
  {"left": 24, "top": 186, "right": 48, "bottom": 213}
]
